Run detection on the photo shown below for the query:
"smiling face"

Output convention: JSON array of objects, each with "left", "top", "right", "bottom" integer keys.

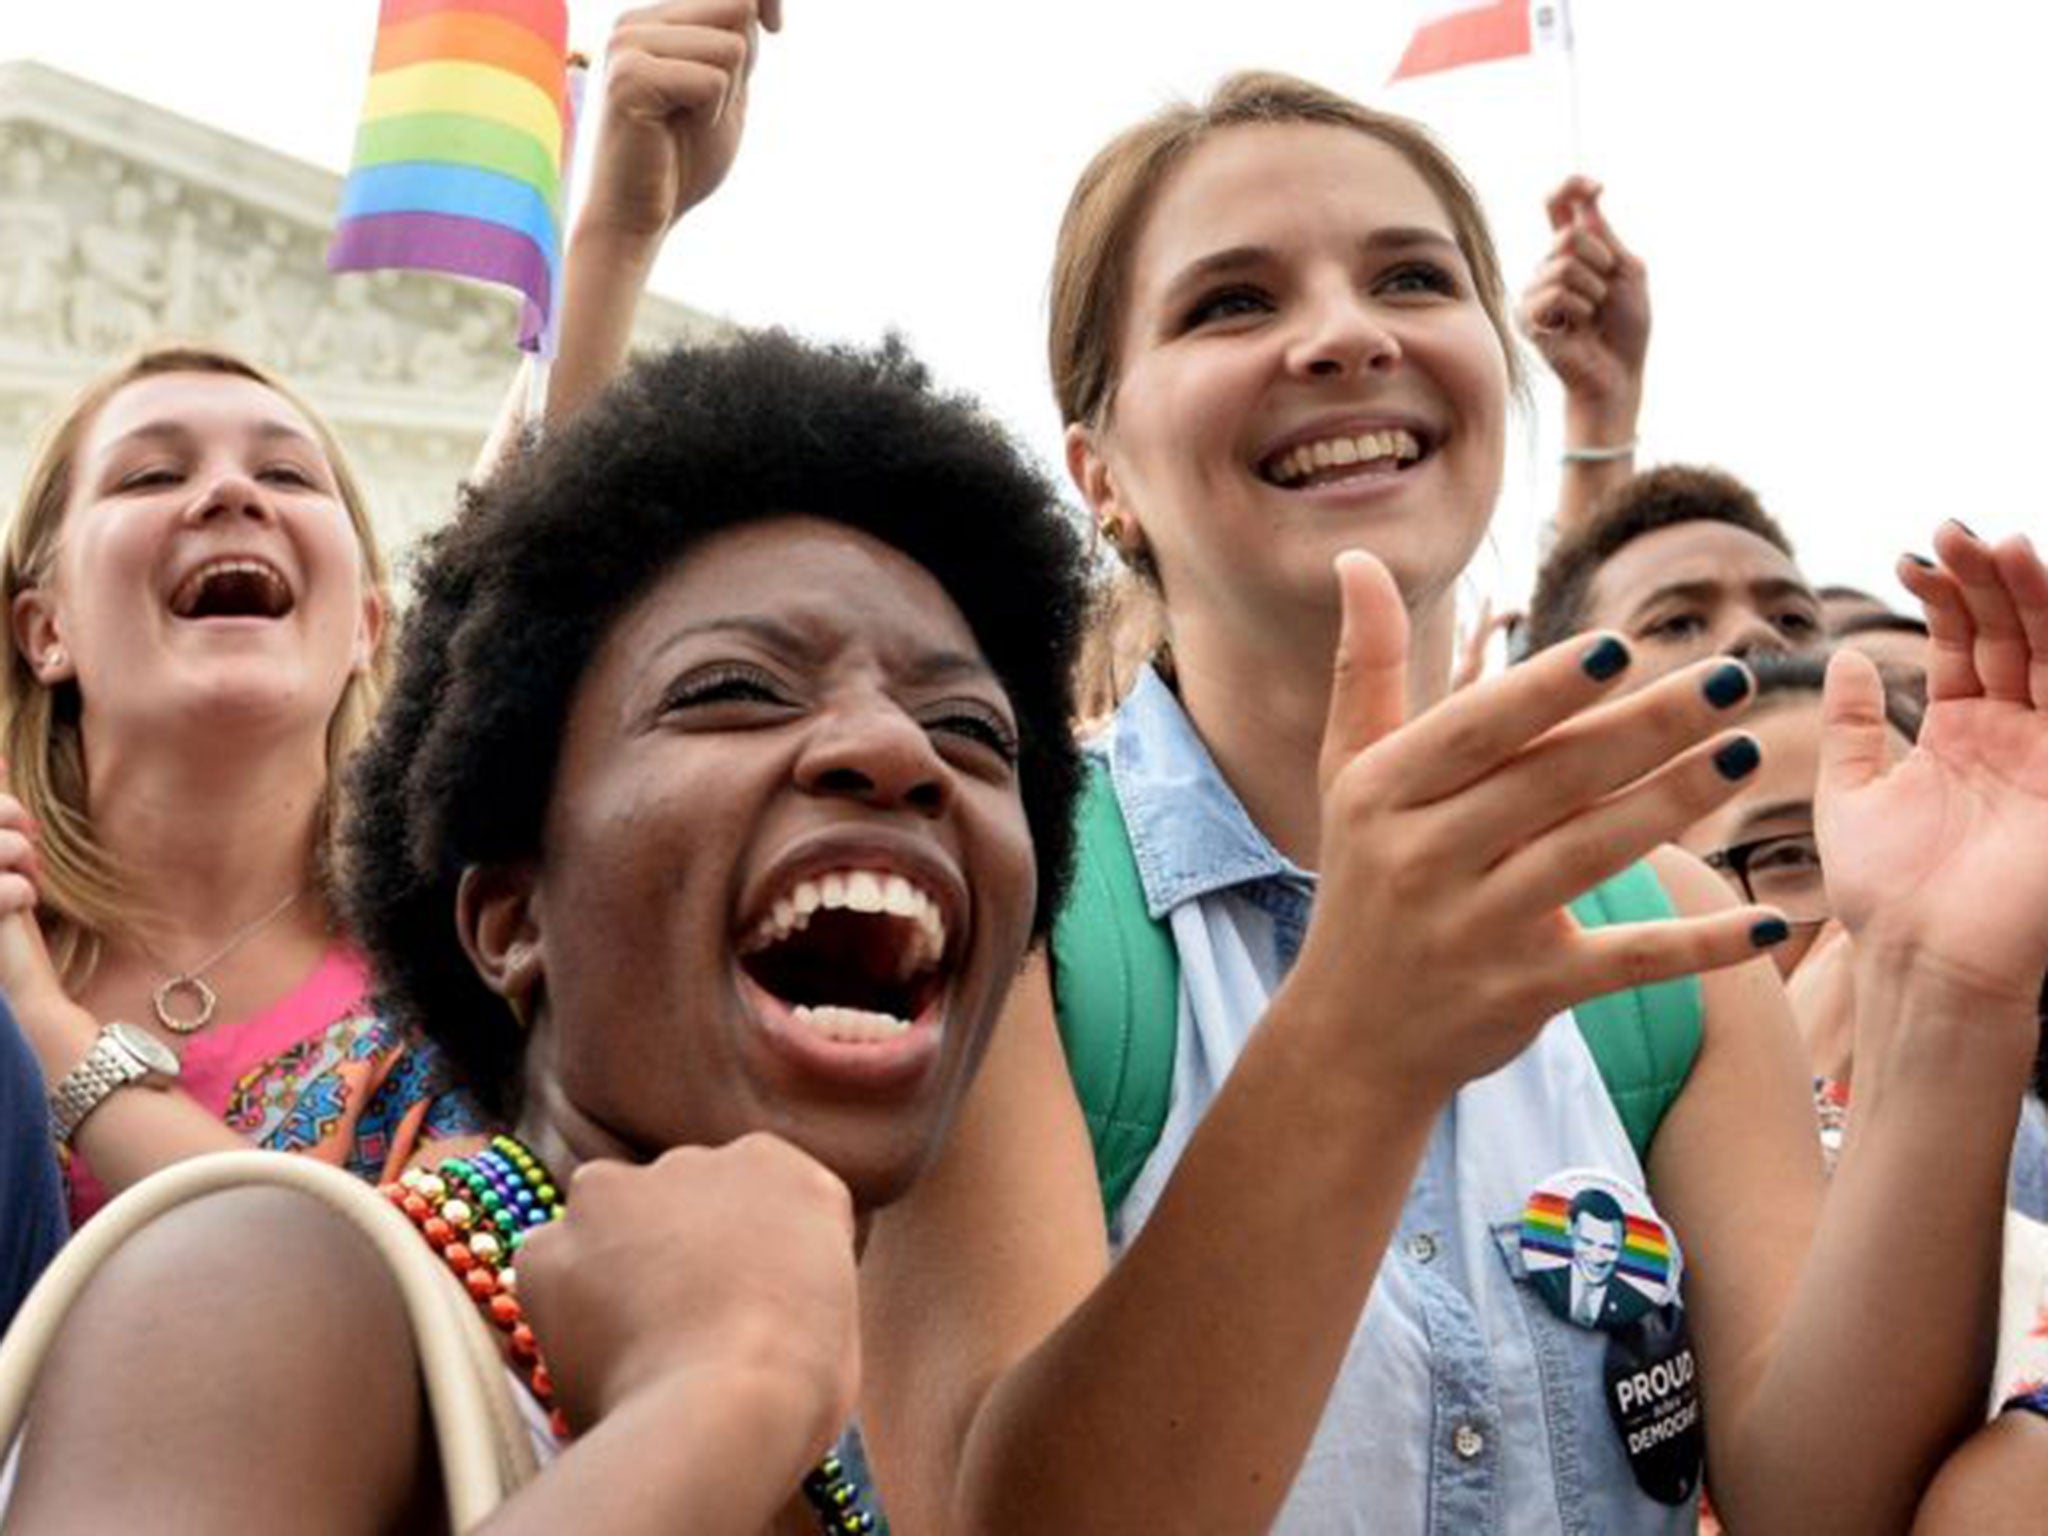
[
  {"left": 1582, "top": 521, "right": 1824, "bottom": 688},
  {"left": 1074, "top": 122, "right": 1509, "bottom": 643},
  {"left": 1570, "top": 1211, "right": 1623, "bottom": 1288},
  {"left": 11, "top": 371, "right": 383, "bottom": 751},
  {"left": 500, "top": 517, "right": 1036, "bottom": 1210}
]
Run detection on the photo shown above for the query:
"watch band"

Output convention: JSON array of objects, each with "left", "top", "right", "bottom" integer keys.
[{"left": 48, "top": 1024, "right": 178, "bottom": 1145}]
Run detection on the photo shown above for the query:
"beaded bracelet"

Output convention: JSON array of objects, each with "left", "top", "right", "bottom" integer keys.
[
  {"left": 387, "top": 1134, "right": 568, "bottom": 1437},
  {"left": 383, "top": 1134, "right": 875, "bottom": 1533}
]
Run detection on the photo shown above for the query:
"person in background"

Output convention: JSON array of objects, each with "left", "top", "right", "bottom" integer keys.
[
  {"left": 1523, "top": 463, "right": 1827, "bottom": 690},
  {"left": 0, "top": 343, "right": 476, "bottom": 1226}
]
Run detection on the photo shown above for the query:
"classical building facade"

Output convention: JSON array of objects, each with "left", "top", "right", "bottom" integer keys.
[{"left": 0, "top": 59, "right": 723, "bottom": 557}]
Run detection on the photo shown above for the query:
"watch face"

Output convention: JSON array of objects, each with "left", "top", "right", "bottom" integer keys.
[{"left": 107, "top": 1021, "right": 181, "bottom": 1077}]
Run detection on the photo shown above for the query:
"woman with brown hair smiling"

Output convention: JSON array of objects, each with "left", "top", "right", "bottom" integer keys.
[{"left": 846, "top": 73, "right": 2048, "bottom": 1533}]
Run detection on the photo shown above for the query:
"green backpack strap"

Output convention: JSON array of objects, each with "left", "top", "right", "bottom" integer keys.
[
  {"left": 1050, "top": 758, "right": 1180, "bottom": 1215},
  {"left": 1565, "top": 862, "right": 1705, "bottom": 1166},
  {"left": 1051, "top": 755, "right": 1704, "bottom": 1212}
]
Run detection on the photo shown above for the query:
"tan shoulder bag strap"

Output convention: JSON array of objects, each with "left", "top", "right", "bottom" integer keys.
[{"left": 0, "top": 1150, "right": 539, "bottom": 1530}]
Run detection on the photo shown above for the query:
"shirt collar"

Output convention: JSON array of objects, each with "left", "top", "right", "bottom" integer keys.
[{"left": 1104, "top": 666, "right": 1311, "bottom": 918}]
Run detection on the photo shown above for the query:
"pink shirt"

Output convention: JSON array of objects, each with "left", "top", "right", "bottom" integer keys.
[{"left": 66, "top": 946, "right": 483, "bottom": 1224}]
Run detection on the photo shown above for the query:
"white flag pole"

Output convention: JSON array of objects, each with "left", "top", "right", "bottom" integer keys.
[
  {"left": 523, "top": 52, "right": 590, "bottom": 438},
  {"left": 1542, "top": 0, "right": 1584, "bottom": 168}
]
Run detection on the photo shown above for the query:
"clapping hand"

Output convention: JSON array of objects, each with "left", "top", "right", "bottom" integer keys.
[
  {"left": 1818, "top": 525, "right": 2048, "bottom": 1014},
  {"left": 1284, "top": 552, "right": 1782, "bottom": 1104}
]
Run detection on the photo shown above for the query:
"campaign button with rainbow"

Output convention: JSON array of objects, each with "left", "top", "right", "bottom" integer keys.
[{"left": 1519, "top": 1168, "right": 1682, "bottom": 1329}]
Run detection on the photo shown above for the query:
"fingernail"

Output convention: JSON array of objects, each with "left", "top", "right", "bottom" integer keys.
[
  {"left": 1947, "top": 519, "right": 1980, "bottom": 540},
  {"left": 1713, "top": 736, "right": 1761, "bottom": 780},
  {"left": 1903, "top": 552, "right": 1936, "bottom": 569},
  {"left": 1750, "top": 917, "right": 1791, "bottom": 949},
  {"left": 1702, "top": 662, "right": 1751, "bottom": 709},
  {"left": 1580, "top": 636, "right": 1630, "bottom": 681}
]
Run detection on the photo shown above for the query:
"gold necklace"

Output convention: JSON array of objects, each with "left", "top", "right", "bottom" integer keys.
[{"left": 134, "top": 885, "right": 309, "bottom": 1035}]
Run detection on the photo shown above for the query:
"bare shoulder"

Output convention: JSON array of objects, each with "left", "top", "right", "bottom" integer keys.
[
  {"left": 1644, "top": 843, "right": 1797, "bottom": 1056},
  {"left": 1912, "top": 1411, "right": 2048, "bottom": 1535},
  {"left": 7, "top": 1185, "right": 437, "bottom": 1535}
]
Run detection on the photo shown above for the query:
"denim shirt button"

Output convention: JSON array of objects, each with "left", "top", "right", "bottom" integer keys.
[
  {"left": 1405, "top": 1231, "right": 1439, "bottom": 1264},
  {"left": 1452, "top": 1423, "right": 1487, "bottom": 1460}
]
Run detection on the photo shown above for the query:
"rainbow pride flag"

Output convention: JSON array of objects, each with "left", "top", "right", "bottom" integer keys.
[
  {"left": 1521, "top": 1189, "right": 1674, "bottom": 1291},
  {"left": 329, "top": 0, "right": 570, "bottom": 350}
]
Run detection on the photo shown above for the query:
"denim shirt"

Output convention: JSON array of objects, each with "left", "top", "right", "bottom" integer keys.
[{"left": 1100, "top": 669, "right": 1697, "bottom": 1536}]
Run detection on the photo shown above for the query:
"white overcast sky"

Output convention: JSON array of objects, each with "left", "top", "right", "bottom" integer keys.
[{"left": 9, "top": 1, "right": 2046, "bottom": 617}]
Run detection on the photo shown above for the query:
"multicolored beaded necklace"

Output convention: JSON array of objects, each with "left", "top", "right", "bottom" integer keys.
[{"left": 384, "top": 1133, "right": 875, "bottom": 1534}]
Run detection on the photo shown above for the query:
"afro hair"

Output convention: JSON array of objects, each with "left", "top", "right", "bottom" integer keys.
[{"left": 343, "top": 331, "right": 1089, "bottom": 1117}]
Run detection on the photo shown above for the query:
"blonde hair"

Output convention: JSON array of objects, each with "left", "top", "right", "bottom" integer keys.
[
  {"left": 1049, "top": 72, "right": 1523, "bottom": 709},
  {"left": 2, "top": 345, "right": 393, "bottom": 983}
]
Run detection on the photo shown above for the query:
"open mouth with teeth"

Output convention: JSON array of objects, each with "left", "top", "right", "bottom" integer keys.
[
  {"left": 1259, "top": 427, "right": 1429, "bottom": 490},
  {"left": 737, "top": 869, "right": 952, "bottom": 1049},
  {"left": 168, "top": 558, "right": 295, "bottom": 620}
]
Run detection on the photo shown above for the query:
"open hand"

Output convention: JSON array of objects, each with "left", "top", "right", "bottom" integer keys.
[
  {"left": 577, "top": 0, "right": 783, "bottom": 243},
  {"left": 1818, "top": 525, "right": 2048, "bottom": 1008},
  {"left": 1287, "top": 552, "right": 1782, "bottom": 1103}
]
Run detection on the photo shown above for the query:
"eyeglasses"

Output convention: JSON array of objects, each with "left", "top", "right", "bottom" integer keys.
[{"left": 1701, "top": 831, "right": 1829, "bottom": 925}]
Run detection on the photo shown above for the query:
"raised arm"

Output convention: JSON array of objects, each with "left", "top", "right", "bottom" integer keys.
[
  {"left": 1657, "top": 524, "right": 2048, "bottom": 1533},
  {"left": 861, "top": 553, "right": 1783, "bottom": 1532},
  {"left": 545, "top": 0, "right": 781, "bottom": 425},
  {"left": 1517, "top": 176, "right": 1650, "bottom": 538}
]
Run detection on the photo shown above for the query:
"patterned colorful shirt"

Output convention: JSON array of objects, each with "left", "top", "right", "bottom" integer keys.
[{"left": 64, "top": 945, "right": 485, "bottom": 1225}]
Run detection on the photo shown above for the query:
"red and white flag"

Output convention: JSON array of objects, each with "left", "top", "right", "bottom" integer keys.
[{"left": 1389, "top": 0, "right": 1571, "bottom": 83}]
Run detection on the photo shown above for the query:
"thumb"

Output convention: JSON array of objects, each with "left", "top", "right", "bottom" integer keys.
[
  {"left": 1818, "top": 648, "right": 1890, "bottom": 807},
  {"left": 1320, "top": 550, "right": 1409, "bottom": 793}
]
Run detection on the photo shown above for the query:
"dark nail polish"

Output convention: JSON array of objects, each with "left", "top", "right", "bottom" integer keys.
[
  {"left": 1713, "top": 736, "right": 1761, "bottom": 780},
  {"left": 1750, "top": 917, "right": 1791, "bottom": 949},
  {"left": 1581, "top": 636, "right": 1630, "bottom": 681},
  {"left": 1702, "top": 662, "right": 1751, "bottom": 709},
  {"left": 1903, "top": 552, "right": 1936, "bottom": 569},
  {"left": 1947, "top": 518, "right": 1980, "bottom": 540}
]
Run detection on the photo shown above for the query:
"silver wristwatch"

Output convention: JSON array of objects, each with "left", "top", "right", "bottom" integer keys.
[{"left": 48, "top": 1022, "right": 181, "bottom": 1145}]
